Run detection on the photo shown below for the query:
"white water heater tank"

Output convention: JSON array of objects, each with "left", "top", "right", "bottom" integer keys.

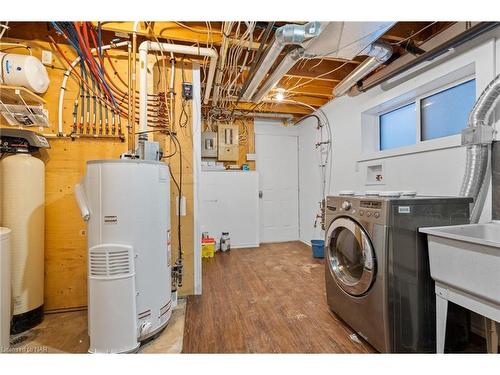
[
  {"left": 0, "top": 52, "right": 50, "bottom": 93},
  {"left": 75, "top": 159, "right": 172, "bottom": 353},
  {"left": 0, "top": 154, "right": 45, "bottom": 334},
  {"left": 0, "top": 227, "right": 11, "bottom": 352}
]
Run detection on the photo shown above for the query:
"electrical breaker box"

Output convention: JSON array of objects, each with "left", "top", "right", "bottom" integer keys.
[
  {"left": 201, "top": 131, "right": 218, "bottom": 158},
  {"left": 217, "top": 124, "right": 239, "bottom": 161}
]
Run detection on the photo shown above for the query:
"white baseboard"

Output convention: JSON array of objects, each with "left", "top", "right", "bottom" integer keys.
[
  {"left": 300, "top": 239, "right": 312, "bottom": 247},
  {"left": 230, "top": 243, "right": 260, "bottom": 249}
]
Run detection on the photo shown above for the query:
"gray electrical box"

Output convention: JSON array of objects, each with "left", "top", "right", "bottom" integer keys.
[{"left": 201, "top": 131, "right": 217, "bottom": 158}]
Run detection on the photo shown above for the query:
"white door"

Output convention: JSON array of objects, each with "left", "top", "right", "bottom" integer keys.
[{"left": 256, "top": 134, "right": 299, "bottom": 243}]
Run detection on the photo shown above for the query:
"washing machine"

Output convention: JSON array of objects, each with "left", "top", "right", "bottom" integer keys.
[{"left": 324, "top": 194, "right": 472, "bottom": 353}]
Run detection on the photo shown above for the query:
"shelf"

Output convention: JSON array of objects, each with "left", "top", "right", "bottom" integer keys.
[
  {"left": 0, "top": 85, "right": 49, "bottom": 127},
  {"left": 0, "top": 85, "right": 46, "bottom": 106}
]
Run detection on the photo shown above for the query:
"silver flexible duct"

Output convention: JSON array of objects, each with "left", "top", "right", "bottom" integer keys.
[
  {"left": 460, "top": 72, "right": 500, "bottom": 222},
  {"left": 240, "top": 22, "right": 322, "bottom": 101},
  {"left": 333, "top": 42, "right": 392, "bottom": 97}
]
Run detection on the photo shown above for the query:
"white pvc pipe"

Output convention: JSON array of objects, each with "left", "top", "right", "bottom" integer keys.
[
  {"left": 57, "top": 41, "right": 129, "bottom": 135},
  {"left": 138, "top": 41, "right": 218, "bottom": 132}
]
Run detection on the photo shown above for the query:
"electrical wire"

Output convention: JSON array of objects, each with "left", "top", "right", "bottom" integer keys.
[
  {"left": 389, "top": 22, "right": 438, "bottom": 46},
  {"left": 0, "top": 42, "right": 32, "bottom": 55},
  {"left": 0, "top": 22, "right": 9, "bottom": 40}
]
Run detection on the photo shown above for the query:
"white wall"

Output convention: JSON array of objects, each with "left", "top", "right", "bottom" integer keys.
[
  {"left": 298, "top": 117, "right": 324, "bottom": 245},
  {"left": 199, "top": 171, "right": 259, "bottom": 248},
  {"left": 298, "top": 36, "right": 500, "bottom": 240}
]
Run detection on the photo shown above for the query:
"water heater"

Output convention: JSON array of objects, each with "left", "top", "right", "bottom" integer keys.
[{"left": 76, "top": 159, "right": 172, "bottom": 353}]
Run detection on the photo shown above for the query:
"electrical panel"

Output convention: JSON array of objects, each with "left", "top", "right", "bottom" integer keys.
[
  {"left": 217, "top": 124, "right": 239, "bottom": 161},
  {"left": 201, "top": 131, "right": 218, "bottom": 158}
]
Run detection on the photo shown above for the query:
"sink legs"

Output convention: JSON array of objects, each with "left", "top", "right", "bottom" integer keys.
[
  {"left": 484, "top": 318, "right": 499, "bottom": 354},
  {"left": 436, "top": 293, "right": 448, "bottom": 353}
]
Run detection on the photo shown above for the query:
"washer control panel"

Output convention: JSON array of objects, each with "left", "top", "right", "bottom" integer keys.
[
  {"left": 326, "top": 196, "right": 388, "bottom": 224},
  {"left": 341, "top": 200, "right": 352, "bottom": 211}
]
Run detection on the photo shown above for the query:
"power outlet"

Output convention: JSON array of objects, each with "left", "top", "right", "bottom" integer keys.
[{"left": 41, "top": 50, "right": 52, "bottom": 65}]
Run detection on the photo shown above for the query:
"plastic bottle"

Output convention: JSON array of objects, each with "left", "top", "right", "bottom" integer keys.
[{"left": 220, "top": 232, "right": 231, "bottom": 252}]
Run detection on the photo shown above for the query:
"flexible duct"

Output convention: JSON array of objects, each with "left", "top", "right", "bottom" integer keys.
[
  {"left": 240, "top": 22, "right": 322, "bottom": 101},
  {"left": 354, "top": 22, "right": 500, "bottom": 95},
  {"left": 333, "top": 42, "right": 392, "bottom": 97},
  {"left": 252, "top": 47, "right": 304, "bottom": 103},
  {"left": 138, "top": 41, "right": 218, "bottom": 133},
  {"left": 460, "top": 72, "right": 500, "bottom": 222}
]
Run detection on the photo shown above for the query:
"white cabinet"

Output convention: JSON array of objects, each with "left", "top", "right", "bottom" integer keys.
[{"left": 200, "top": 171, "right": 259, "bottom": 248}]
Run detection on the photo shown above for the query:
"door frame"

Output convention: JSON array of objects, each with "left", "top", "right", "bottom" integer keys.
[
  {"left": 254, "top": 120, "right": 301, "bottom": 243},
  {"left": 192, "top": 63, "right": 202, "bottom": 295}
]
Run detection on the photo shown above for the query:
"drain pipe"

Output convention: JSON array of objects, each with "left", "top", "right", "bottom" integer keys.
[
  {"left": 138, "top": 41, "right": 218, "bottom": 135},
  {"left": 332, "top": 42, "right": 392, "bottom": 97},
  {"left": 460, "top": 73, "right": 500, "bottom": 223},
  {"left": 240, "top": 22, "right": 322, "bottom": 101}
]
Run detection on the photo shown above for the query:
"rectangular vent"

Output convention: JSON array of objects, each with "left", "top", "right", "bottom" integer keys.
[
  {"left": 103, "top": 215, "right": 118, "bottom": 224},
  {"left": 159, "top": 301, "right": 171, "bottom": 318},
  {"left": 138, "top": 310, "right": 151, "bottom": 320},
  {"left": 89, "top": 246, "right": 132, "bottom": 278}
]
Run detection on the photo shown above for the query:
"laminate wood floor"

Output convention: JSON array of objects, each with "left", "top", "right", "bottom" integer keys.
[
  {"left": 183, "top": 241, "right": 375, "bottom": 353},
  {"left": 7, "top": 299, "right": 187, "bottom": 353}
]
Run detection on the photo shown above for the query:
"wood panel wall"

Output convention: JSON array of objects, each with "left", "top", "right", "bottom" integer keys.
[{"left": 0, "top": 35, "right": 199, "bottom": 310}]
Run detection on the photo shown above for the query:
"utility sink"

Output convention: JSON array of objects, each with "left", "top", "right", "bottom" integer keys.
[{"left": 420, "top": 223, "right": 500, "bottom": 306}]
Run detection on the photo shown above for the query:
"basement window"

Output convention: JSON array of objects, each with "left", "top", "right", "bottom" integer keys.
[
  {"left": 375, "top": 78, "right": 476, "bottom": 152},
  {"left": 379, "top": 103, "right": 417, "bottom": 150},
  {"left": 421, "top": 79, "right": 476, "bottom": 141}
]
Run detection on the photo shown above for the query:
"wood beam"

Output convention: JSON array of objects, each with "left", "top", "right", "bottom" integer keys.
[
  {"left": 283, "top": 74, "right": 341, "bottom": 83},
  {"left": 94, "top": 21, "right": 263, "bottom": 50},
  {"left": 232, "top": 102, "right": 310, "bottom": 115},
  {"left": 287, "top": 58, "right": 358, "bottom": 81}
]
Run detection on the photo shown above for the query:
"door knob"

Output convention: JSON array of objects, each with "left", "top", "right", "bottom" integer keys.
[{"left": 259, "top": 191, "right": 263, "bottom": 199}]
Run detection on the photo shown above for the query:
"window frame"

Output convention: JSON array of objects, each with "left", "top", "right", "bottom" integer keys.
[
  {"left": 374, "top": 74, "right": 475, "bottom": 153},
  {"left": 378, "top": 101, "right": 417, "bottom": 151}
]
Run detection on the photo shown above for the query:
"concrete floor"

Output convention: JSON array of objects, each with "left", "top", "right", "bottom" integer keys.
[{"left": 7, "top": 298, "right": 186, "bottom": 354}]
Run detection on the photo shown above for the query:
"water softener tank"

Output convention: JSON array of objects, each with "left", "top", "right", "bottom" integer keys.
[
  {"left": 75, "top": 159, "right": 172, "bottom": 353},
  {"left": 0, "top": 154, "right": 45, "bottom": 334},
  {"left": 0, "top": 52, "right": 50, "bottom": 93},
  {"left": 0, "top": 227, "right": 11, "bottom": 352}
]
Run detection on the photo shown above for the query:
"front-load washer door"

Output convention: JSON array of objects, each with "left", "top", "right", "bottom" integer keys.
[{"left": 326, "top": 217, "right": 376, "bottom": 296}]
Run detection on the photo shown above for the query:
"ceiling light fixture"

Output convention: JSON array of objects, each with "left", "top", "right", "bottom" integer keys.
[{"left": 274, "top": 88, "right": 286, "bottom": 102}]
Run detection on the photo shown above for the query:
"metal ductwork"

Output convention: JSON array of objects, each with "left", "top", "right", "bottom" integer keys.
[
  {"left": 240, "top": 22, "right": 322, "bottom": 102},
  {"left": 332, "top": 42, "right": 392, "bottom": 98},
  {"left": 460, "top": 73, "right": 500, "bottom": 223},
  {"left": 252, "top": 47, "right": 304, "bottom": 103}
]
